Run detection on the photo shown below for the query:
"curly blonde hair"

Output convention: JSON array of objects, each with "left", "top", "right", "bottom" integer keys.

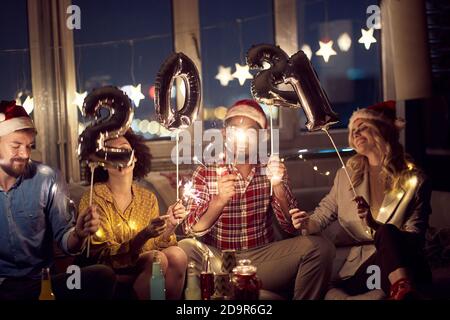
[{"left": 347, "top": 118, "right": 414, "bottom": 192}]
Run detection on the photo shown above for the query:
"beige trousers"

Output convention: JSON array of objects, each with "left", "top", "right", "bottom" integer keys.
[{"left": 178, "top": 235, "right": 335, "bottom": 300}]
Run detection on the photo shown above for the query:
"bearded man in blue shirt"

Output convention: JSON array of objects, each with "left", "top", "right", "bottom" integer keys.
[{"left": 0, "top": 100, "right": 116, "bottom": 300}]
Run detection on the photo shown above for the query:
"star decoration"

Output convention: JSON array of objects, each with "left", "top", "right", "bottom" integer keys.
[
  {"left": 23, "top": 96, "right": 34, "bottom": 115},
  {"left": 337, "top": 32, "right": 352, "bottom": 52},
  {"left": 121, "top": 84, "right": 145, "bottom": 107},
  {"left": 232, "top": 63, "right": 253, "bottom": 86},
  {"left": 315, "top": 40, "right": 337, "bottom": 63},
  {"left": 78, "top": 123, "right": 85, "bottom": 134},
  {"left": 15, "top": 91, "right": 24, "bottom": 106},
  {"left": 73, "top": 91, "right": 87, "bottom": 113},
  {"left": 215, "top": 65, "right": 234, "bottom": 86},
  {"left": 301, "top": 44, "right": 312, "bottom": 60},
  {"left": 358, "top": 28, "right": 377, "bottom": 50}
]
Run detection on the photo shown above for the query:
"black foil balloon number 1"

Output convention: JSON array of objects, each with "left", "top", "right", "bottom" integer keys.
[
  {"left": 154, "top": 52, "right": 201, "bottom": 131},
  {"left": 247, "top": 44, "right": 339, "bottom": 131},
  {"left": 78, "top": 86, "right": 135, "bottom": 168}
]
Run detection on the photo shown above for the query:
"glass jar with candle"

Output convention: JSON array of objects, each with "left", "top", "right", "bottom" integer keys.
[{"left": 231, "top": 259, "right": 261, "bottom": 300}]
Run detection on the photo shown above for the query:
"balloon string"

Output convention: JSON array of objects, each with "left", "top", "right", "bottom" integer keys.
[
  {"left": 322, "top": 128, "right": 357, "bottom": 198},
  {"left": 269, "top": 105, "right": 274, "bottom": 196},
  {"left": 86, "top": 163, "right": 96, "bottom": 258},
  {"left": 176, "top": 130, "right": 180, "bottom": 201},
  {"left": 270, "top": 105, "right": 274, "bottom": 153}
]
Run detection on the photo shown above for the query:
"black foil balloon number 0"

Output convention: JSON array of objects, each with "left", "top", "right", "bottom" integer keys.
[
  {"left": 154, "top": 52, "right": 201, "bottom": 131},
  {"left": 247, "top": 44, "right": 339, "bottom": 131},
  {"left": 78, "top": 86, "right": 135, "bottom": 168}
]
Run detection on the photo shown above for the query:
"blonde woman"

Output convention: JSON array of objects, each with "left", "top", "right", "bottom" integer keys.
[
  {"left": 290, "top": 101, "right": 432, "bottom": 299},
  {"left": 79, "top": 130, "right": 188, "bottom": 300}
]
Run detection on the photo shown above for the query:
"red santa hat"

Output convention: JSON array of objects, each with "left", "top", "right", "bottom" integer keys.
[
  {"left": 224, "top": 99, "right": 268, "bottom": 129},
  {"left": 348, "top": 100, "right": 405, "bottom": 131},
  {"left": 0, "top": 100, "right": 36, "bottom": 137}
]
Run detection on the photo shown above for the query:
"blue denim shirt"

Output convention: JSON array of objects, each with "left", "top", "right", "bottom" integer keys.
[{"left": 0, "top": 161, "right": 75, "bottom": 281}]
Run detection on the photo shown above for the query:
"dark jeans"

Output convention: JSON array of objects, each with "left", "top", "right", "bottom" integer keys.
[
  {"left": 0, "top": 265, "right": 116, "bottom": 300},
  {"left": 335, "top": 224, "right": 432, "bottom": 295}
]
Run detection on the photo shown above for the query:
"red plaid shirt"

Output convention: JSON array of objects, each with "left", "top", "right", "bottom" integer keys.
[{"left": 182, "top": 164, "right": 298, "bottom": 251}]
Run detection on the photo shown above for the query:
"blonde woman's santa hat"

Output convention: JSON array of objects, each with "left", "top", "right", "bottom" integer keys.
[
  {"left": 348, "top": 100, "right": 405, "bottom": 131},
  {"left": 224, "top": 99, "right": 268, "bottom": 129},
  {"left": 0, "top": 100, "right": 36, "bottom": 137}
]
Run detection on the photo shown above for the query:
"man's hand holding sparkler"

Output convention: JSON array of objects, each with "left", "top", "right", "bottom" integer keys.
[
  {"left": 216, "top": 170, "right": 237, "bottom": 207},
  {"left": 266, "top": 155, "right": 286, "bottom": 188},
  {"left": 267, "top": 155, "right": 293, "bottom": 220}
]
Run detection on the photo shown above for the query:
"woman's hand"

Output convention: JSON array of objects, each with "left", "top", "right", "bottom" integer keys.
[
  {"left": 166, "top": 200, "right": 188, "bottom": 229},
  {"left": 290, "top": 208, "right": 309, "bottom": 235},
  {"left": 354, "top": 196, "right": 381, "bottom": 231},
  {"left": 145, "top": 217, "right": 167, "bottom": 238},
  {"left": 75, "top": 205, "right": 100, "bottom": 239}
]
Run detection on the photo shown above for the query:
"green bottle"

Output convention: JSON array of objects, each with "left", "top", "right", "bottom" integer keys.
[{"left": 150, "top": 256, "right": 166, "bottom": 300}]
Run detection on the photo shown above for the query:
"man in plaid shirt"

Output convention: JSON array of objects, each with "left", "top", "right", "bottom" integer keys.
[{"left": 179, "top": 100, "right": 335, "bottom": 299}]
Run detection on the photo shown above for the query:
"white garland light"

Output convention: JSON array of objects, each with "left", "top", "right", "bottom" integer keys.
[
  {"left": 23, "top": 96, "right": 34, "bottom": 115},
  {"left": 121, "top": 84, "right": 145, "bottom": 107},
  {"left": 337, "top": 33, "right": 352, "bottom": 52},
  {"left": 358, "top": 28, "right": 377, "bottom": 50},
  {"left": 315, "top": 40, "right": 337, "bottom": 63},
  {"left": 215, "top": 65, "right": 234, "bottom": 86},
  {"left": 73, "top": 91, "right": 87, "bottom": 113},
  {"left": 301, "top": 44, "right": 313, "bottom": 60},
  {"left": 232, "top": 63, "right": 253, "bottom": 86}
]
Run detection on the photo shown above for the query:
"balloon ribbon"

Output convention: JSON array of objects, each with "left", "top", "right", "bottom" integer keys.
[
  {"left": 322, "top": 128, "right": 357, "bottom": 198},
  {"left": 86, "top": 163, "right": 97, "bottom": 258},
  {"left": 176, "top": 130, "right": 180, "bottom": 201}
]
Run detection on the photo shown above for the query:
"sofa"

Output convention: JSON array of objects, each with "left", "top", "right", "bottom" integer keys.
[
  {"left": 292, "top": 188, "right": 450, "bottom": 300},
  {"left": 62, "top": 171, "right": 450, "bottom": 300}
]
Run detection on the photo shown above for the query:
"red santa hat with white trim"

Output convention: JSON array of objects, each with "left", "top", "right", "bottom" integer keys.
[
  {"left": 348, "top": 100, "right": 405, "bottom": 132},
  {"left": 224, "top": 99, "right": 268, "bottom": 129},
  {"left": 0, "top": 100, "right": 36, "bottom": 137}
]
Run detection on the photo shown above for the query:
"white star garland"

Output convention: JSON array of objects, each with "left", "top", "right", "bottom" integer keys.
[
  {"left": 73, "top": 91, "right": 87, "bottom": 113},
  {"left": 358, "top": 28, "right": 377, "bottom": 50},
  {"left": 23, "top": 96, "right": 34, "bottom": 115},
  {"left": 215, "top": 65, "right": 234, "bottom": 86},
  {"left": 337, "top": 32, "right": 352, "bottom": 52},
  {"left": 121, "top": 84, "right": 145, "bottom": 107},
  {"left": 232, "top": 63, "right": 253, "bottom": 86},
  {"left": 315, "top": 40, "right": 337, "bottom": 63},
  {"left": 301, "top": 44, "right": 313, "bottom": 60}
]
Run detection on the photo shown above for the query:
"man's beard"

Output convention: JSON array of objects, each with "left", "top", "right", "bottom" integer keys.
[{"left": 0, "top": 158, "right": 29, "bottom": 177}]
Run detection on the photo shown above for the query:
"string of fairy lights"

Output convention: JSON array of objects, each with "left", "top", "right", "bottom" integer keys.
[
  {"left": 284, "top": 153, "right": 332, "bottom": 177},
  {"left": 280, "top": 148, "right": 355, "bottom": 177}
]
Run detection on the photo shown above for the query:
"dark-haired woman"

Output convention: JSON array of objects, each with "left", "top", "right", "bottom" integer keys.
[{"left": 79, "top": 130, "right": 187, "bottom": 300}]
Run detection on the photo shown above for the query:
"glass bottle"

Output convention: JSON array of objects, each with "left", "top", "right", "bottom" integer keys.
[
  {"left": 39, "top": 268, "right": 56, "bottom": 301},
  {"left": 184, "top": 261, "right": 201, "bottom": 300},
  {"left": 150, "top": 256, "right": 166, "bottom": 300}
]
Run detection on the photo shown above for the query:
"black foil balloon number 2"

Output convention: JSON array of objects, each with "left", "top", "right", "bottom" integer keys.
[
  {"left": 78, "top": 86, "right": 135, "bottom": 168},
  {"left": 247, "top": 44, "right": 339, "bottom": 131},
  {"left": 154, "top": 52, "right": 201, "bottom": 131}
]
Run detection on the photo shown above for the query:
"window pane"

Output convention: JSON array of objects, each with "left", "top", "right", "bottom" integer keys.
[
  {"left": 73, "top": 0, "right": 173, "bottom": 139},
  {"left": 0, "top": 0, "right": 33, "bottom": 114},
  {"left": 297, "top": 0, "right": 382, "bottom": 130},
  {"left": 199, "top": 0, "right": 276, "bottom": 130}
]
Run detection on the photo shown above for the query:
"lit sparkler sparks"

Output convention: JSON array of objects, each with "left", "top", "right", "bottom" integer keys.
[{"left": 182, "top": 180, "right": 200, "bottom": 205}]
